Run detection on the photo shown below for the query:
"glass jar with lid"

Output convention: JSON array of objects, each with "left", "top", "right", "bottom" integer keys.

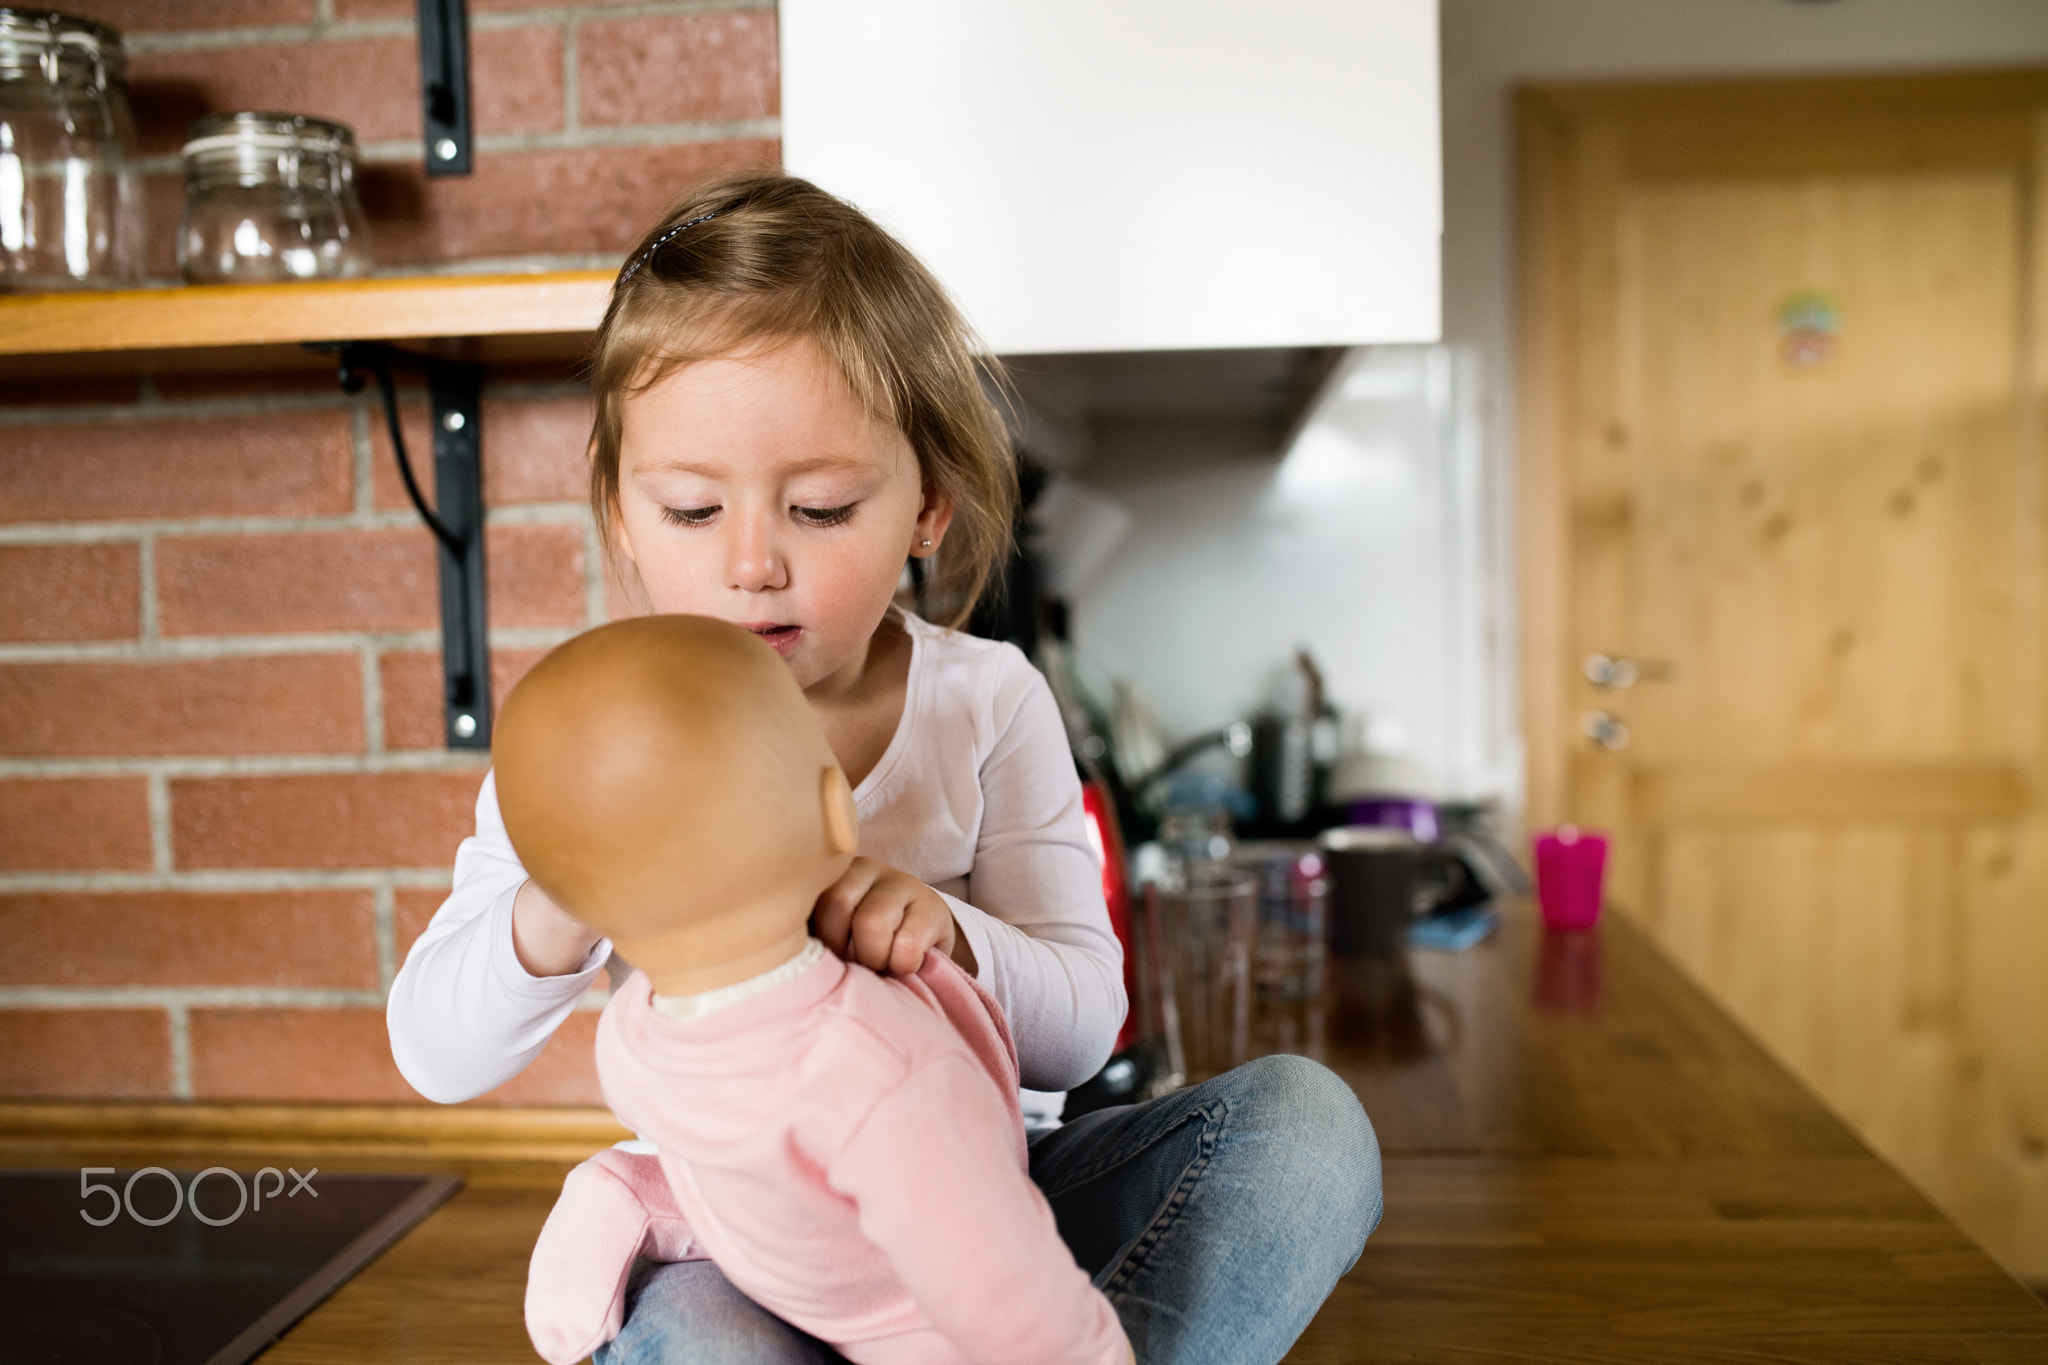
[
  {"left": 0, "top": 8, "right": 144, "bottom": 290},
  {"left": 178, "top": 112, "right": 372, "bottom": 283}
]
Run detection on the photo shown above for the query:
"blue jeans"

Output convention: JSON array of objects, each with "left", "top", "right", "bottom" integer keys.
[{"left": 595, "top": 1054, "right": 1381, "bottom": 1365}]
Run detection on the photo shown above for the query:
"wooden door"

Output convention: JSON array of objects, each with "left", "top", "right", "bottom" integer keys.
[{"left": 1520, "top": 72, "right": 2048, "bottom": 1282}]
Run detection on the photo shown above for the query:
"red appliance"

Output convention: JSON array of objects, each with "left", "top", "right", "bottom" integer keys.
[{"left": 1080, "top": 775, "right": 1140, "bottom": 1054}]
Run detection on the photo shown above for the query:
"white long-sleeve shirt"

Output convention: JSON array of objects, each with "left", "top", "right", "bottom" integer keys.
[{"left": 386, "top": 611, "right": 1126, "bottom": 1129}]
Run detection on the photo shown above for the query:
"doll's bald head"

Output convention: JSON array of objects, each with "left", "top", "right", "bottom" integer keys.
[{"left": 493, "top": 616, "right": 858, "bottom": 967}]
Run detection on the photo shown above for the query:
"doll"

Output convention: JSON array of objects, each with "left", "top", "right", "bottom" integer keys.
[{"left": 495, "top": 616, "right": 1129, "bottom": 1365}]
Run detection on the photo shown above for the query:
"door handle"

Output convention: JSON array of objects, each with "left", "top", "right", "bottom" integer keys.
[{"left": 1584, "top": 654, "right": 1674, "bottom": 689}]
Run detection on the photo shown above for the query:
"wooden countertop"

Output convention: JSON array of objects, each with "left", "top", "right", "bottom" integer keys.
[
  {"left": 3, "top": 904, "right": 2041, "bottom": 1363},
  {"left": 1293, "top": 905, "right": 2048, "bottom": 1362}
]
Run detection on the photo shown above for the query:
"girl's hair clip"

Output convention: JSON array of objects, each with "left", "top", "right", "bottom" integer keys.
[{"left": 617, "top": 210, "right": 722, "bottom": 284}]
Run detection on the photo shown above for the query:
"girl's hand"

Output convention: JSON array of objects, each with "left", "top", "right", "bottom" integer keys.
[{"left": 813, "top": 857, "right": 976, "bottom": 977}]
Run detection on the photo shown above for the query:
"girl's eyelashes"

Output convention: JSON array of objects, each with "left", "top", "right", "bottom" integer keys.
[
  {"left": 654, "top": 502, "right": 857, "bottom": 528},
  {"left": 792, "top": 503, "right": 857, "bottom": 528}
]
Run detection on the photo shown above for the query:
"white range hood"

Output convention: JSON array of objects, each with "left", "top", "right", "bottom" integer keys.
[{"left": 780, "top": 0, "right": 1442, "bottom": 355}]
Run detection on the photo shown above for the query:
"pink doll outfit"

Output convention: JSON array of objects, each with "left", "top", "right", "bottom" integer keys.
[{"left": 525, "top": 946, "right": 1126, "bottom": 1365}]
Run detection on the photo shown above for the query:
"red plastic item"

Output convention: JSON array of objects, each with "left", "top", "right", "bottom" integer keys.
[
  {"left": 1080, "top": 779, "right": 1140, "bottom": 1053},
  {"left": 1533, "top": 826, "right": 1608, "bottom": 931}
]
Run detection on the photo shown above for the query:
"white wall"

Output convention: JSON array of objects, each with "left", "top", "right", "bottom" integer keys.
[{"left": 1068, "top": 347, "right": 1501, "bottom": 801}]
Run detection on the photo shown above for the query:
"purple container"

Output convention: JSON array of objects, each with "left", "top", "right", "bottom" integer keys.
[
  {"left": 1345, "top": 797, "right": 1438, "bottom": 844},
  {"left": 1533, "top": 826, "right": 1607, "bottom": 930}
]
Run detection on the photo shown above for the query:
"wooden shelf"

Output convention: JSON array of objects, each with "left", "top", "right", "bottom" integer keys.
[{"left": 0, "top": 270, "right": 615, "bottom": 376}]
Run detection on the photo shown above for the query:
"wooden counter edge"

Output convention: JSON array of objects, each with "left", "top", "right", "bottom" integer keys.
[{"left": 0, "top": 1100, "right": 633, "bottom": 1165}]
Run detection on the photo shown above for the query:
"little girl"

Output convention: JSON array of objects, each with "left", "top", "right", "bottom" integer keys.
[{"left": 387, "top": 173, "right": 1382, "bottom": 1365}]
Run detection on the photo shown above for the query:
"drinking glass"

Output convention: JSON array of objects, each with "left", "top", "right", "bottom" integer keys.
[
  {"left": 1237, "top": 842, "right": 1329, "bottom": 1058},
  {"left": 1150, "top": 867, "right": 1257, "bottom": 1080}
]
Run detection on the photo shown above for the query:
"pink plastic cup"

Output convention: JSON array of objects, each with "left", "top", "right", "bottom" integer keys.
[{"left": 1533, "top": 826, "right": 1608, "bottom": 931}]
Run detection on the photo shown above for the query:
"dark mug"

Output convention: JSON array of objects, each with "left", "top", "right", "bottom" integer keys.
[{"left": 1320, "top": 825, "right": 1473, "bottom": 957}]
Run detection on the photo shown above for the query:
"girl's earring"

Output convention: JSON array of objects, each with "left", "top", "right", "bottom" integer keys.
[{"left": 920, "top": 539, "right": 933, "bottom": 550}]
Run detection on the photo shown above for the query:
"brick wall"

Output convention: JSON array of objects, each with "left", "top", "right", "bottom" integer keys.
[{"left": 0, "top": 0, "right": 780, "bottom": 1105}]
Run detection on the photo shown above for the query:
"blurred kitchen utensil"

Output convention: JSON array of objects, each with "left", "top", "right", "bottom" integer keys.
[
  {"left": 1436, "top": 800, "right": 1532, "bottom": 898},
  {"left": 1158, "top": 803, "right": 1235, "bottom": 872},
  {"left": 1249, "top": 650, "right": 1336, "bottom": 831},
  {"left": 1320, "top": 824, "right": 1481, "bottom": 957},
  {"left": 1408, "top": 902, "right": 1497, "bottom": 951},
  {"left": 1320, "top": 825, "right": 1424, "bottom": 957},
  {"left": 1109, "top": 677, "right": 1167, "bottom": 799},
  {"left": 1346, "top": 795, "right": 1438, "bottom": 843}
]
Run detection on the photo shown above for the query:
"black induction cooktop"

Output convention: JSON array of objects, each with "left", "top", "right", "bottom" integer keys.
[{"left": 0, "top": 1167, "right": 461, "bottom": 1365}]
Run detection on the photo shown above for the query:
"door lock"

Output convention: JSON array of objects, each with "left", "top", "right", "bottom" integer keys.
[{"left": 1582, "top": 710, "right": 1630, "bottom": 750}]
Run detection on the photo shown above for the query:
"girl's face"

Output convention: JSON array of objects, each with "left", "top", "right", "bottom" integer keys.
[{"left": 613, "top": 335, "right": 952, "bottom": 697}]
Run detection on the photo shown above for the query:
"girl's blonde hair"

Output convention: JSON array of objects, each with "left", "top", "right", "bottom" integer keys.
[{"left": 589, "top": 173, "right": 1017, "bottom": 628}]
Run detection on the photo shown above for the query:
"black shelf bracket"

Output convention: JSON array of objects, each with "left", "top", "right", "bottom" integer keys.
[
  {"left": 418, "top": 0, "right": 473, "bottom": 176},
  {"left": 313, "top": 342, "right": 491, "bottom": 750}
]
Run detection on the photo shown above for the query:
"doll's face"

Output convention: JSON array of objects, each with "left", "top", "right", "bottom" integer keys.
[{"left": 614, "top": 335, "right": 952, "bottom": 697}]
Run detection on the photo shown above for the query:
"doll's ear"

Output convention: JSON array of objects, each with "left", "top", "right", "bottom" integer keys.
[{"left": 819, "top": 765, "right": 859, "bottom": 856}]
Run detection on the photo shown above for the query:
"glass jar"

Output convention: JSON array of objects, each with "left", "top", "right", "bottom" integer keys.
[
  {"left": 178, "top": 112, "right": 371, "bottom": 283},
  {"left": 0, "top": 8, "right": 143, "bottom": 290},
  {"left": 1157, "top": 803, "right": 1236, "bottom": 875}
]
